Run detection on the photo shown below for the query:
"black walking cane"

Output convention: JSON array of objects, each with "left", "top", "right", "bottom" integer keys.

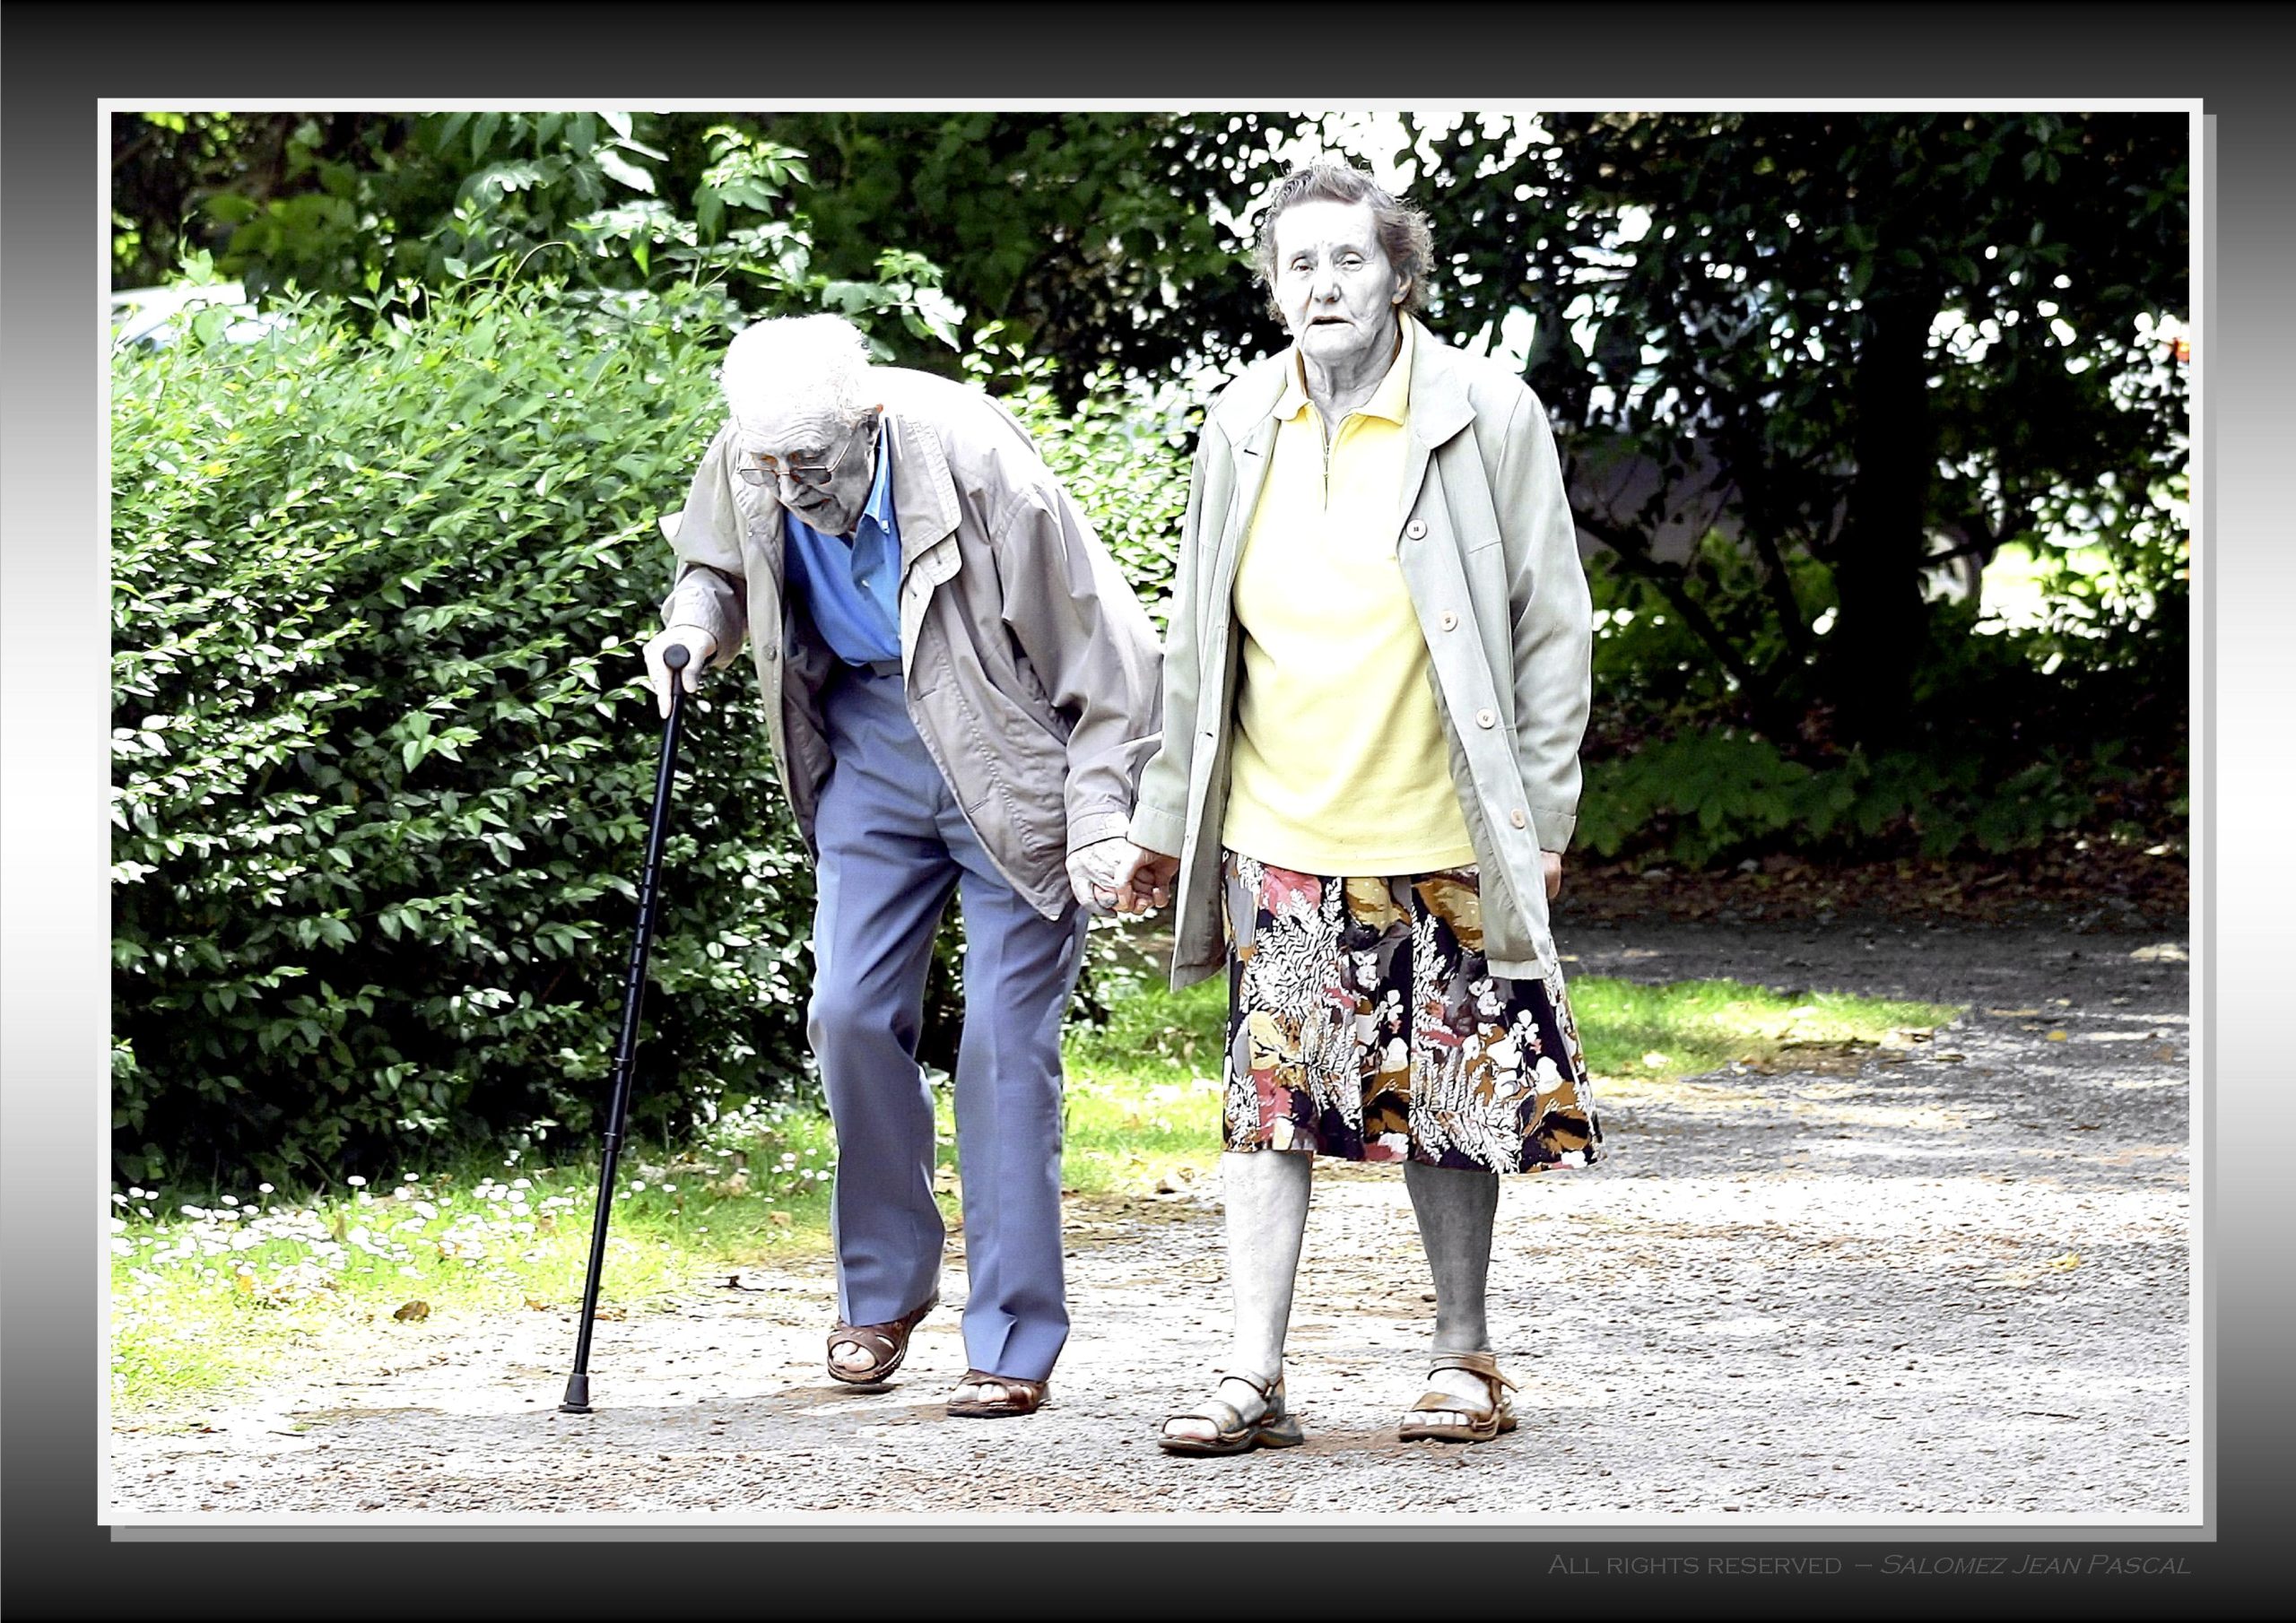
[{"left": 560, "top": 642, "right": 693, "bottom": 1415}]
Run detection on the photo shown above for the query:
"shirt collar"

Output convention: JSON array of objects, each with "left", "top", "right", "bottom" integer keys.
[
  {"left": 857, "top": 418, "right": 897, "bottom": 533},
  {"left": 1274, "top": 316, "right": 1414, "bottom": 425}
]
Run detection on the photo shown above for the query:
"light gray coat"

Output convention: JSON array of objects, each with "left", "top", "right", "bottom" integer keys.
[
  {"left": 657, "top": 366, "right": 1163, "bottom": 921},
  {"left": 1127, "top": 318, "right": 1593, "bottom": 987}
]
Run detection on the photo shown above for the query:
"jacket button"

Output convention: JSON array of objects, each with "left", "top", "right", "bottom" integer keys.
[
  {"left": 1405, "top": 518, "right": 1428, "bottom": 540},
  {"left": 1509, "top": 808, "right": 1528, "bottom": 829},
  {"left": 1475, "top": 707, "right": 1496, "bottom": 728},
  {"left": 1439, "top": 611, "right": 1458, "bottom": 631}
]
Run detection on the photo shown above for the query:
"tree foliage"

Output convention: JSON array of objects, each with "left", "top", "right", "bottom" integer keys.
[
  {"left": 1401, "top": 110, "right": 2189, "bottom": 751},
  {"left": 110, "top": 109, "right": 1300, "bottom": 387}
]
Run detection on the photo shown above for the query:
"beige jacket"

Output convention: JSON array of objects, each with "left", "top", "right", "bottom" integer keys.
[
  {"left": 657, "top": 366, "right": 1163, "bottom": 920},
  {"left": 1128, "top": 318, "right": 1593, "bottom": 986}
]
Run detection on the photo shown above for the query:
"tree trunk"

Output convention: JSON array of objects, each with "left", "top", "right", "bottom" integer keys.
[{"left": 1831, "top": 289, "right": 1937, "bottom": 751}]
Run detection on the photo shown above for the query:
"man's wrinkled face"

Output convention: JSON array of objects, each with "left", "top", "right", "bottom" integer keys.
[
  {"left": 737, "top": 398, "right": 881, "bottom": 537},
  {"left": 1272, "top": 197, "right": 1405, "bottom": 372}
]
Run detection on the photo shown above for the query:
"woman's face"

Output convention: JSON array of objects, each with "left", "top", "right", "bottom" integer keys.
[{"left": 1271, "top": 197, "right": 1405, "bottom": 371}]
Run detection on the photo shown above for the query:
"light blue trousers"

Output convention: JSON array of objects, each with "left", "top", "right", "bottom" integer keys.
[{"left": 809, "top": 664, "right": 1085, "bottom": 1383}]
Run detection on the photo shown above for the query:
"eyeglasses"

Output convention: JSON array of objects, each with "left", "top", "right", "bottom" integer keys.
[{"left": 735, "top": 412, "right": 876, "bottom": 490}]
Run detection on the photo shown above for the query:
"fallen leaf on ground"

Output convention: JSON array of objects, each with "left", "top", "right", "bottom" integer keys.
[
  {"left": 2046, "top": 1254, "right": 2082, "bottom": 1270},
  {"left": 391, "top": 1300, "right": 430, "bottom": 1322},
  {"left": 2047, "top": 1030, "right": 2070, "bottom": 1042}
]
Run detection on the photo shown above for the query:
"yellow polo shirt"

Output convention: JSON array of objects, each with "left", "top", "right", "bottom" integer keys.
[{"left": 1222, "top": 322, "right": 1478, "bottom": 876}]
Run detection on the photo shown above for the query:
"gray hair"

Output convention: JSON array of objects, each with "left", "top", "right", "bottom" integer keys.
[
  {"left": 1252, "top": 156, "right": 1436, "bottom": 320},
  {"left": 719, "top": 314, "right": 874, "bottom": 442}
]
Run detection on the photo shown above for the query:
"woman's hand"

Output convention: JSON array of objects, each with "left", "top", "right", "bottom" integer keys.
[
  {"left": 1109, "top": 842, "right": 1180, "bottom": 915},
  {"left": 1543, "top": 849, "right": 1563, "bottom": 902}
]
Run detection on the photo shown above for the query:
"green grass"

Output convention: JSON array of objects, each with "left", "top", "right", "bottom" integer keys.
[
  {"left": 109, "top": 972, "right": 1955, "bottom": 1411},
  {"left": 1060, "top": 977, "right": 1229, "bottom": 1194},
  {"left": 1570, "top": 978, "right": 1960, "bottom": 1081}
]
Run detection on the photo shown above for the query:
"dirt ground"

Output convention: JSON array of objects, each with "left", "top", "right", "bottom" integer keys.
[{"left": 108, "top": 916, "right": 2193, "bottom": 1522}]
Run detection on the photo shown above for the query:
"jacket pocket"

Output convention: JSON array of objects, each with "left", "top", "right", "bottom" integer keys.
[
  {"left": 948, "top": 680, "right": 1068, "bottom": 862},
  {"left": 1000, "top": 724, "right": 1070, "bottom": 863}
]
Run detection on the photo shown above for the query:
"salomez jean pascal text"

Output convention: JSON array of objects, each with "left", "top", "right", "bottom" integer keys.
[{"left": 1547, "top": 1555, "right": 2190, "bottom": 1577}]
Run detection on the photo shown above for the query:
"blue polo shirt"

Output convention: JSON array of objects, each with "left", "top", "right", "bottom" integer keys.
[{"left": 781, "top": 423, "right": 902, "bottom": 666}]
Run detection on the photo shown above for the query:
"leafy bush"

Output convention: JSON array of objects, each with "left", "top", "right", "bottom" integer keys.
[
  {"left": 110, "top": 276, "right": 1192, "bottom": 1193},
  {"left": 1573, "top": 532, "right": 2186, "bottom": 869},
  {"left": 1575, "top": 732, "right": 2154, "bottom": 869}
]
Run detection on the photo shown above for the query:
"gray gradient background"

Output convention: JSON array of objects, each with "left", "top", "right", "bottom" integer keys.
[{"left": 5, "top": 5, "right": 2286, "bottom": 1618}]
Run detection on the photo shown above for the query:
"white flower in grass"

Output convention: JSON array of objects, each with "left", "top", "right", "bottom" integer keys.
[{"left": 346, "top": 1176, "right": 367, "bottom": 1187}]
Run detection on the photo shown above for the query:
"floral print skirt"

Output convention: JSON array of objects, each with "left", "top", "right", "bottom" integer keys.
[{"left": 1220, "top": 851, "right": 1601, "bottom": 1175}]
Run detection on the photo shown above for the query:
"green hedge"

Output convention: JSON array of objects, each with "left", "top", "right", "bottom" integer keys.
[
  {"left": 1573, "top": 732, "right": 2166, "bottom": 871},
  {"left": 109, "top": 281, "right": 1193, "bottom": 1192}
]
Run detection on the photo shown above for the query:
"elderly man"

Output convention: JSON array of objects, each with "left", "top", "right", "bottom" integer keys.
[{"left": 642, "top": 314, "right": 1161, "bottom": 1419}]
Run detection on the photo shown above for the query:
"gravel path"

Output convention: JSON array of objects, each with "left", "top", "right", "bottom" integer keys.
[{"left": 109, "top": 920, "right": 2193, "bottom": 1519}]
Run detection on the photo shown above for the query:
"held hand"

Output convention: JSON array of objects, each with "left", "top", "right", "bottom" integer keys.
[
  {"left": 1542, "top": 849, "right": 1563, "bottom": 903},
  {"left": 1112, "top": 845, "right": 1180, "bottom": 916},
  {"left": 642, "top": 626, "right": 717, "bottom": 719},
  {"left": 1065, "top": 837, "right": 1135, "bottom": 916}
]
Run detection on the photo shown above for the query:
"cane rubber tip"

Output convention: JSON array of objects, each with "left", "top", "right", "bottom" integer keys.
[
  {"left": 664, "top": 645, "right": 691, "bottom": 672},
  {"left": 559, "top": 1375, "right": 592, "bottom": 1413}
]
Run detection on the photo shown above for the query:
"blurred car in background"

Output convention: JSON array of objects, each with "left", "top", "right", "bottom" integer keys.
[{"left": 109, "top": 282, "right": 291, "bottom": 350}]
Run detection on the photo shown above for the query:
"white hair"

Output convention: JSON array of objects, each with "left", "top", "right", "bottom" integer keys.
[{"left": 719, "top": 314, "right": 874, "bottom": 441}]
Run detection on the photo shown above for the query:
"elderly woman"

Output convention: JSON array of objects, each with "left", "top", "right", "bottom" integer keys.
[{"left": 1110, "top": 157, "right": 1600, "bottom": 1454}]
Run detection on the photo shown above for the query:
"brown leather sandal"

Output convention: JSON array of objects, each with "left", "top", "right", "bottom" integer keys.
[
  {"left": 824, "top": 1292, "right": 936, "bottom": 1386},
  {"left": 1396, "top": 1350, "right": 1519, "bottom": 1444},
  {"left": 1158, "top": 1368, "right": 1306, "bottom": 1456},
  {"left": 946, "top": 1368, "right": 1048, "bottom": 1419}
]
